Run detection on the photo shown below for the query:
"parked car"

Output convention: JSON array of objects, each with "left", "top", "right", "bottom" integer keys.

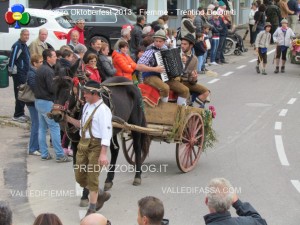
[
  {"left": 0, "top": 8, "right": 73, "bottom": 55},
  {"left": 54, "top": 4, "right": 136, "bottom": 49}
]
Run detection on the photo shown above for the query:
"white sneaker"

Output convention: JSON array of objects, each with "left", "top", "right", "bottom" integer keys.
[
  {"left": 210, "top": 62, "right": 219, "bottom": 66},
  {"left": 12, "top": 116, "right": 27, "bottom": 123}
]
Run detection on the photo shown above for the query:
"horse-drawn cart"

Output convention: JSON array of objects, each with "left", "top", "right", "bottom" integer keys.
[{"left": 113, "top": 102, "right": 215, "bottom": 173}]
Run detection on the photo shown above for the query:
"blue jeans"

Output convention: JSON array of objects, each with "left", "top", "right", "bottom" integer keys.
[
  {"left": 216, "top": 36, "right": 226, "bottom": 62},
  {"left": 197, "top": 55, "right": 204, "bottom": 71},
  {"left": 202, "top": 51, "right": 208, "bottom": 70},
  {"left": 27, "top": 105, "right": 39, "bottom": 152},
  {"left": 210, "top": 38, "right": 219, "bottom": 63},
  {"left": 35, "top": 99, "right": 64, "bottom": 159}
]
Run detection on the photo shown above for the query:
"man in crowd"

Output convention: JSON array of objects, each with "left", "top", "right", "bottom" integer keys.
[
  {"left": 180, "top": 34, "right": 210, "bottom": 108},
  {"left": 203, "top": 178, "right": 267, "bottom": 225},
  {"left": 34, "top": 49, "right": 71, "bottom": 162},
  {"left": 66, "top": 80, "right": 112, "bottom": 217},
  {"left": 287, "top": 0, "right": 299, "bottom": 31},
  {"left": 67, "top": 18, "right": 85, "bottom": 45},
  {"left": 114, "top": 28, "right": 131, "bottom": 52},
  {"left": 137, "top": 196, "right": 164, "bottom": 225},
  {"left": 8, "top": 29, "right": 30, "bottom": 123},
  {"left": 80, "top": 213, "right": 109, "bottom": 225},
  {"left": 83, "top": 37, "right": 103, "bottom": 80},
  {"left": 29, "top": 28, "right": 49, "bottom": 56},
  {"left": 68, "top": 30, "right": 80, "bottom": 51},
  {"left": 130, "top": 15, "right": 146, "bottom": 61},
  {"left": 0, "top": 201, "right": 13, "bottom": 225},
  {"left": 265, "top": 0, "right": 281, "bottom": 44}
]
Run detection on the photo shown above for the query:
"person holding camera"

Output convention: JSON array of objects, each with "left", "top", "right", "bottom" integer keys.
[{"left": 203, "top": 178, "right": 267, "bottom": 225}]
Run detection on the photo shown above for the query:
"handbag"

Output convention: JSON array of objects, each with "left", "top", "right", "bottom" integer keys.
[
  {"left": 252, "top": 12, "right": 263, "bottom": 33},
  {"left": 252, "top": 23, "right": 258, "bottom": 32},
  {"left": 18, "top": 83, "right": 35, "bottom": 102},
  {"left": 205, "top": 39, "right": 211, "bottom": 50}
]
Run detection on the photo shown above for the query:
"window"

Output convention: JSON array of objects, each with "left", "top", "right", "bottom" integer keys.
[{"left": 55, "top": 16, "right": 73, "bottom": 29}]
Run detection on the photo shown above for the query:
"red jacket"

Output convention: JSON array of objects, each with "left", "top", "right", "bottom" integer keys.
[
  {"left": 67, "top": 26, "right": 85, "bottom": 45},
  {"left": 112, "top": 50, "right": 136, "bottom": 80},
  {"left": 85, "top": 65, "right": 101, "bottom": 83}
]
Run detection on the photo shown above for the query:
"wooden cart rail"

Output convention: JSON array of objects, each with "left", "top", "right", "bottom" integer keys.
[{"left": 112, "top": 121, "right": 173, "bottom": 137}]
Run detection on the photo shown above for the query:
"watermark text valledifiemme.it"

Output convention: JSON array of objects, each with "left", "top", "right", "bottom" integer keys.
[{"left": 10, "top": 189, "right": 79, "bottom": 198}]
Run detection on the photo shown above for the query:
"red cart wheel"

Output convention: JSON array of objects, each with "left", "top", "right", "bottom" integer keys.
[
  {"left": 122, "top": 132, "right": 150, "bottom": 165},
  {"left": 176, "top": 113, "right": 204, "bottom": 172}
]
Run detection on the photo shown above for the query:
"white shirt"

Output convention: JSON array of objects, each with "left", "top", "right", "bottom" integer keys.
[{"left": 80, "top": 99, "right": 112, "bottom": 147}]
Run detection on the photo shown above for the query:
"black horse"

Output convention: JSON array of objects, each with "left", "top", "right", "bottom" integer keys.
[{"left": 50, "top": 62, "right": 149, "bottom": 191}]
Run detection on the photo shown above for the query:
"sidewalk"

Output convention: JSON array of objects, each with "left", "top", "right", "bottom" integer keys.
[{"left": 0, "top": 76, "right": 30, "bottom": 129}]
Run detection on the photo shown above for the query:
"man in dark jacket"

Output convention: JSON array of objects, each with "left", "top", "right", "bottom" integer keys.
[
  {"left": 83, "top": 37, "right": 104, "bottom": 80},
  {"left": 204, "top": 178, "right": 267, "bottom": 225},
  {"left": 130, "top": 15, "right": 146, "bottom": 61},
  {"left": 287, "top": 0, "right": 299, "bottom": 32},
  {"left": 35, "top": 49, "right": 71, "bottom": 163},
  {"left": 8, "top": 29, "right": 30, "bottom": 123},
  {"left": 265, "top": 0, "right": 281, "bottom": 44}
]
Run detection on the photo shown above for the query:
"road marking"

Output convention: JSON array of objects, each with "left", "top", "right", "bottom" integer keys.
[
  {"left": 291, "top": 180, "right": 300, "bottom": 193},
  {"left": 249, "top": 58, "right": 257, "bottom": 63},
  {"left": 75, "top": 182, "right": 82, "bottom": 197},
  {"left": 236, "top": 65, "right": 246, "bottom": 69},
  {"left": 222, "top": 71, "right": 234, "bottom": 77},
  {"left": 274, "top": 122, "right": 282, "bottom": 130},
  {"left": 287, "top": 98, "right": 297, "bottom": 105},
  {"left": 207, "top": 79, "right": 220, "bottom": 84},
  {"left": 79, "top": 210, "right": 86, "bottom": 220},
  {"left": 274, "top": 135, "right": 289, "bottom": 166},
  {"left": 279, "top": 109, "right": 288, "bottom": 117},
  {"left": 267, "top": 49, "right": 276, "bottom": 55}
]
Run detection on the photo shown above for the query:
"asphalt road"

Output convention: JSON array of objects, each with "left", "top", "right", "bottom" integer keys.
[{"left": 1, "top": 45, "right": 300, "bottom": 224}]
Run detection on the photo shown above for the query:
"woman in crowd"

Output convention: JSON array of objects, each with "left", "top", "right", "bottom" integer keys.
[
  {"left": 249, "top": 2, "right": 258, "bottom": 47},
  {"left": 253, "top": 4, "right": 266, "bottom": 45},
  {"left": 98, "top": 42, "right": 116, "bottom": 80},
  {"left": 85, "top": 53, "right": 101, "bottom": 82},
  {"left": 112, "top": 41, "right": 137, "bottom": 80},
  {"left": 32, "top": 213, "right": 63, "bottom": 225},
  {"left": 27, "top": 54, "right": 43, "bottom": 156}
]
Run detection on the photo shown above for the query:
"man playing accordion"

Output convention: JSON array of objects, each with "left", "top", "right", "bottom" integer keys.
[
  {"left": 138, "top": 30, "right": 189, "bottom": 105},
  {"left": 180, "top": 34, "right": 210, "bottom": 108}
]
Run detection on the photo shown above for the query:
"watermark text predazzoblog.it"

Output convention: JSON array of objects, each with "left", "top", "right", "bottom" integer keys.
[{"left": 73, "top": 164, "right": 168, "bottom": 173}]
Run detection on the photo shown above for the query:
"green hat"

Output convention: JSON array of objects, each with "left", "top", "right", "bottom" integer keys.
[
  {"left": 264, "top": 22, "right": 272, "bottom": 28},
  {"left": 152, "top": 30, "right": 167, "bottom": 40}
]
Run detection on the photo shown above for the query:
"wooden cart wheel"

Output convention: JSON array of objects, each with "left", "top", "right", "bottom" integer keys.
[
  {"left": 122, "top": 133, "right": 150, "bottom": 165},
  {"left": 176, "top": 113, "right": 204, "bottom": 172}
]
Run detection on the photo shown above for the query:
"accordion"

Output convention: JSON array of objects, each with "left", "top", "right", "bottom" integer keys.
[{"left": 154, "top": 48, "right": 184, "bottom": 82}]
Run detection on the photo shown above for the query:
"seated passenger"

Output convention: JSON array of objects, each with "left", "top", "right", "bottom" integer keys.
[
  {"left": 112, "top": 41, "right": 163, "bottom": 81},
  {"left": 138, "top": 30, "right": 189, "bottom": 105},
  {"left": 180, "top": 34, "right": 210, "bottom": 108}
]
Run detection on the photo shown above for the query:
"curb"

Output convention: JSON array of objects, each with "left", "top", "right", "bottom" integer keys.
[{"left": 0, "top": 117, "right": 30, "bottom": 130}]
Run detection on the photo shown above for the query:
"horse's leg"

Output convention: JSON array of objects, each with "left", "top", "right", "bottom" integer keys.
[
  {"left": 72, "top": 140, "right": 89, "bottom": 206},
  {"left": 131, "top": 131, "right": 142, "bottom": 186},
  {"left": 104, "top": 135, "right": 119, "bottom": 191}
]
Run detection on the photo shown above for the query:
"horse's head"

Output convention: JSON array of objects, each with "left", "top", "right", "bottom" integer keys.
[{"left": 50, "top": 59, "right": 80, "bottom": 122}]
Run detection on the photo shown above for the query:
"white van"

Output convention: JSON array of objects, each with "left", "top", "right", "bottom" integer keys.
[{"left": 0, "top": 8, "right": 73, "bottom": 54}]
